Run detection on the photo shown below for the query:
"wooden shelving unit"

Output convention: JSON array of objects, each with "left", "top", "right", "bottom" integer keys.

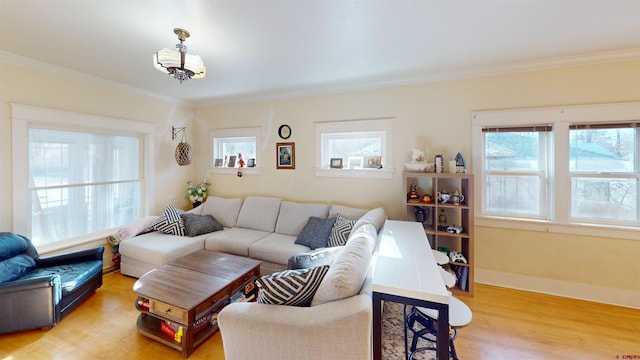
[{"left": 403, "top": 172, "right": 475, "bottom": 296}]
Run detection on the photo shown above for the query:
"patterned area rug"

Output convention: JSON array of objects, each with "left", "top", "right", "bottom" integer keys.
[{"left": 382, "top": 301, "right": 440, "bottom": 360}]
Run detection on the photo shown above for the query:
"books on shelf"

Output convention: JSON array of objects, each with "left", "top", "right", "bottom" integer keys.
[
  {"left": 136, "top": 297, "right": 149, "bottom": 312},
  {"left": 457, "top": 266, "right": 469, "bottom": 291},
  {"left": 161, "top": 321, "right": 183, "bottom": 343}
]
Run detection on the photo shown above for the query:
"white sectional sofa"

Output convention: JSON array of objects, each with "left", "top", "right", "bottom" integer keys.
[
  {"left": 119, "top": 195, "right": 386, "bottom": 278},
  {"left": 119, "top": 195, "right": 386, "bottom": 360}
]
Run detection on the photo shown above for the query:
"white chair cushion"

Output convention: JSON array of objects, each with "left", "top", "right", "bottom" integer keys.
[{"left": 417, "top": 296, "right": 472, "bottom": 328}]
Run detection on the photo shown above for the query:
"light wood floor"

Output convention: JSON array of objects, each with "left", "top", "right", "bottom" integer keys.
[{"left": 1, "top": 271, "right": 638, "bottom": 360}]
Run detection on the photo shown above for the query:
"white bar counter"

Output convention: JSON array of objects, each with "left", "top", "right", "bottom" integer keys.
[{"left": 372, "top": 220, "right": 449, "bottom": 360}]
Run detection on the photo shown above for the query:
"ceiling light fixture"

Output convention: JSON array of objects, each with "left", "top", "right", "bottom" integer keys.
[{"left": 154, "top": 28, "right": 206, "bottom": 83}]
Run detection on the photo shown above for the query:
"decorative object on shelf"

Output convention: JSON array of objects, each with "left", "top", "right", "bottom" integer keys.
[
  {"left": 238, "top": 153, "right": 245, "bottom": 168},
  {"left": 276, "top": 142, "right": 295, "bottom": 169},
  {"left": 414, "top": 207, "right": 428, "bottom": 224},
  {"left": 421, "top": 194, "right": 433, "bottom": 204},
  {"left": 434, "top": 153, "right": 443, "bottom": 173},
  {"left": 214, "top": 158, "right": 223, "bottom": 167},
  {"left": 154, "top": 28, "right": 206, "bottom": 83},
  {"left": 436, "top": 190, "right": 451, "bottom": 204},
  {"left": 404, "top": 148, "right": 432, "bottom": 172},
  {"left": 455, "top": 152, "right": 466, "bottom": 173},
  {"left": 438, "top": 209, "right": 447, "bottom": 231},
  {"left": 365, "top": 156, "right": 383, "bottom": 169},
  {"left": 330, "top": 157, "right": 343, "bottom": 169},
  {"left": 248, "top": 158, "right": 256, "bottom": 167},
  {"left": 449, "top": 250, "right": 468, "bottom": 264},
  {"left": 452, "top": 190, "right": 465, "bottom": 205},
  {"left": 228, "top": 155, "right": 237, "bottom": 168},
  {"left": 447, "top": 225, "right": 463, "bottom": 234},
  {"left": 172, "top": 126, "right": 193, "bottom": 166},
  {"left": 407, "top": 183, "right": 420, "bottom": 202},
  {"left": 186, "top": 179, "right": 210, "bottom": 207},
  {"left": 278, "top": 124, "right": 292, "bottom": 139},
  {"left": 449, "top": 160, "right": 457, "bottom": 173}
]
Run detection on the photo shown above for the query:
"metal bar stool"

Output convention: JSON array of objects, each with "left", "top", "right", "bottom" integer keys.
[{"left": 404, "top": 267, "right": 472, "bottom": 360}]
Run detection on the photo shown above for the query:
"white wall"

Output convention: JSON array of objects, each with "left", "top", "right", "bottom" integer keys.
[
  {"left": 195, "top": 60, "right": 640, "bottom": 307},
  {"left": 2, "top": 54, "right": 638, "bottom": 307},
  {"left": 0, "top": 60, "right": 197, "bottom": 247}
]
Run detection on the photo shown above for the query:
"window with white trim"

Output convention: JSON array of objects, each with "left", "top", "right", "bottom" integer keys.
[
  {"left": 569, "top": 122, "right": 638, "bottom": 224},
  {"left": 472, "top": 102, "right": 640, "bottom": 232},
  {"left": 12, "top": 104, "right": 155, "bottom": 248},
  {"left": 210, "top": 127, "right": 260, "bottom": 171},
  {"left": 483, "top": 125, "right": 551, "bottom": 219},
  {"left": 315, "top": 118, "right": 394, "bottom": 179}
]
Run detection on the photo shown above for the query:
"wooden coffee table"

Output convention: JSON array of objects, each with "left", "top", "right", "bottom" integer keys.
[{"left": 133, "top": 250, "right": 261, "bottom": 358}]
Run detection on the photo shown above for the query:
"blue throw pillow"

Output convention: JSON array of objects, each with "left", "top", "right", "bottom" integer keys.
[
  {"left": 0, "top": 254, "right": 36, "bottom": 284},
  {"left": 0, "top": 232, "right": 30, "bottom": 260},
  {"left": 295, "top": 217, "right": 336, "bottom": 250}
]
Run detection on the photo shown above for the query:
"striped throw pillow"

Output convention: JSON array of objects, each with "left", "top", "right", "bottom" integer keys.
[
  {"left": 149, "top": 205, "right": 186, "bottom": 236},
  {"left": 328, "top": 214, "right": 356, "bottom": 247},
  {"left": 256, "top": 265, "right": 330, "bottom": 307}
]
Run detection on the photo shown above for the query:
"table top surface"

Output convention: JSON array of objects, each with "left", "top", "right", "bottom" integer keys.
[
  {"left": 133, "top": 250, "right": 260, "bottom": 310},
  {"left": 371, "top": 220, "right": 449, "bottom": 304}
]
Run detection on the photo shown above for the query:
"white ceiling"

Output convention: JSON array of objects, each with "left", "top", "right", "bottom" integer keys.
[{"left": 1, "top": 1, "right": 639, "bottom": 105}]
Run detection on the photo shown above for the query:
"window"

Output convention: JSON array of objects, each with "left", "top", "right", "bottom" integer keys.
[
  {"left": 210, "top": 127, "right": 260, "bottom": 173},
  {"left": 569, "top": 123, "right": 638, "bottom": 224},
  {"left": 315, "top": 118, "right": 394, "bottom": 179},
  {"left": 12, "top": 104, "right": 155, "bottom": 250},
  {"left": 483, "top": 126, "right": 550, "bottom": 219},
  {"left": 472, "top": 102, "right": 640, "bottom": 237}
]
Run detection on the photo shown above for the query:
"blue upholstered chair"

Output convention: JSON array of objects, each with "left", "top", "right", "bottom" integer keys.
[{"left": 0, "top": 232, "right": 104, "bottom": 333}]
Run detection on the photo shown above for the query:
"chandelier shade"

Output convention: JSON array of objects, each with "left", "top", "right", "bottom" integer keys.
[{"left": 154, "top": 28, "right": 206, "bottom": 83}]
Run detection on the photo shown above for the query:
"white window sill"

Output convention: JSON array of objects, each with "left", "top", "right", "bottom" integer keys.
[
  {"left": 314, "top": 168, "right": 394, "bottom": 179},
  {"left": 209, "top": 167, "right": 263, "bottom": 176},
  {"left": 476, "top": 216, "right": 639, "bottom": 241}
]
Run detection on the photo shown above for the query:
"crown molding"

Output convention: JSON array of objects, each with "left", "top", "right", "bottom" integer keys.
[
  {"left": 194, "top": 48, "right": 640, "bottom": 107},
  {"left": 3, "top": 48, "right": 638, "bottom": 108},
  {"left": 0, "top": 51, "right": 191, "bottom": 107}
]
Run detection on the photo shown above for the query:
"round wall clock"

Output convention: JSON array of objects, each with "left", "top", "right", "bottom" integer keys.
[{"left": 278, "top": 124, "right": 291, "bottom": 139}]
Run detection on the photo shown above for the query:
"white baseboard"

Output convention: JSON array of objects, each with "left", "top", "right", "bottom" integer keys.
[{"left": 475, "top": 268, "right": 640, "bottom": 309}]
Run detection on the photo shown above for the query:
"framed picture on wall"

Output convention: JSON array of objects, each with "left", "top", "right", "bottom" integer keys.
[{"left": 276, "top": 142, "right": 295, "bottom": 169}]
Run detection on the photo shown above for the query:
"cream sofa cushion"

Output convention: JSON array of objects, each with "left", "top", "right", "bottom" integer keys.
[
  {"left": 236, "top": 197, "right": 282, "bottom": 232},
  {"left": 275, "top": 201, "right": 329, "bottom": 236},
  {"left": 310, "top": 236, "right": 372, "bottom": 306},
  {"left": 200, "top": 196, "right": 244, "bottom": 228}
]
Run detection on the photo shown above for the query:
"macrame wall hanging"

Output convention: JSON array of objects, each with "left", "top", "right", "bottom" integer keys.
[{"left": 172, "top": 126, "right": 193, "bottom": 166}]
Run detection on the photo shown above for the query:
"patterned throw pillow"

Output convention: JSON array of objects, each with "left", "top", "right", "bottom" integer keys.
[
  {"left": 150, "top": 205, "right": 186, "bottom": 236},
  {"left": 328, "top": 214, "right": 356, "bottom": 247},
  {"left": 256, "top": 265, "right": 330, "bottom": 307}
]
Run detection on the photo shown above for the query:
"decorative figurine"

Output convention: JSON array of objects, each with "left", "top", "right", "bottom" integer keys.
[
  {"left": 407, "top": 183, "right": 420, "bottom": 202},
  {"left": 455, "top": 152, "right": 466, "bottom": 173},
  {"left": 414, "top": 207, "right": 427, "bottom": 223},
  {"left": 421, "top": 194, "right": 433, "bottom": 204},
  {"left": 438, "top": 208, "right": 447, "bottom": 230},
  {"left": 238, "top": 153, "right": 245, "bottom": 168}
]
